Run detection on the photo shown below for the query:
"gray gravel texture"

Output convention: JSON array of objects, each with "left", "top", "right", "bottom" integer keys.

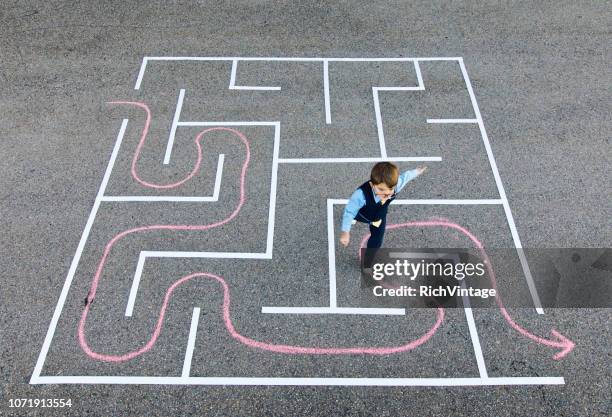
[{"left": 1, "top": 1, "right": 610, "bottom": 416}]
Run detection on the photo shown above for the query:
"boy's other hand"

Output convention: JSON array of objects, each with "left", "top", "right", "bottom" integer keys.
[
  {"left": 416, "top": 165, "right": 427, "bottom": 176},
  {"left": 339, "top": 231, "right": 350, "bottom": 247}
]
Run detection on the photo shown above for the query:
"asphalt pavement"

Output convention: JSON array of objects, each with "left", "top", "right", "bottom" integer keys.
[{"left": 1, "top": 1, "right": 610, "bottom": 416}]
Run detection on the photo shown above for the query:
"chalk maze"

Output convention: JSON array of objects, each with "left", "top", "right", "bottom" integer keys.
[{"left": 32, "top": 57, "right": 573, "bottom": 386}]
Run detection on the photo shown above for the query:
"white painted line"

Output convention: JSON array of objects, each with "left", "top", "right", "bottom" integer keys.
[
  {"left": 134, "top": 57, "right": 148, "bottom": 90},
  {"left": 390, "top": 199, "right": 504, "bottom": 205},
  {"left": 414, "top": 61, "right": 424, "bottom": 90},
  {"left": 265, "top": 123, "right": 281, "bottom": 256},
  {"left": 426, "top": 119, "right": 478, "bottom": 124},
  {"left": 375, "top": 86, "right": 424, "bottom": 91},
  {"left": 163, "top": 89, "right": 186, "bottom": 165},
  {"left": 413, "top": 57, "right": 463, "bottom": 62},
  {"left": 212, "top": 154, "right": 224, "bottom": 200},
  {"left": 182, "top": 308, "right": 201, "bottom": 378},
  {"left": 31, "top": 376, "right": 565, "bottom": 386},
  {"left": 388, "top": 252, "right": 489, "bottom": 377},
  {"left": 458, "top": 58, "right": 544, "bottom": 314},
  {"left": 228, "top": 59, "right": 281, "bottom": 90},
  {"left": 328, "top": 199, "right": 503, "bottom": 205},
  {"left": 327, "top": 199, "right": 337, "bottom": 308},
  {"left": 375, "top": 61, "right": 425, "bottom": 92},
  {"left": 178, "top": 121, "right": 278, "bottom": 126},
  {"left": 370, "top": 63, "right": 429, "bottom": 159},
  {"left": 512, "top": 246, "right": 543, "bottom": 314},
  {"left": 142, "top": 251, "right": 272, "bottom": 259},
  {"left": 231, "top": 86, "right": 282, "bottom": 91},
  {"left": 460, "top": 282, "right": 489, "bottom": 379},
  {"left": 261, "top": 307, "right": 405, "bottom": 315},
  {"left": 30, "top": 119, "right": 129, "bottom": 381},
  {"left": 101, "top": 196, "right": 218, "bottom": 202},
  {"left": 102, "top": 153, "right": 224, "bottom": 203},
  {"left": 323, "top": 59, "right": 331, "bottom": 124},
  {"left": 278, "top": 157, "right": 442, "bottom": 163},
  {"left": 372, "top": 88, "right": 387, "bottom": 158},
  {"left": 125, "top": 252, "right": 146, "bottom": 317},
  {"left": 327, "top": 57, "right": 460, "bottom": 62},
  {"left": 144, "top": 57, "right": 463, "bottom": 62},
  {"left": 229, "top": 59, "right": 237, "bottom": 88},
  {"left": 134, "top": 56, "right": 451, "bottom": 91}
]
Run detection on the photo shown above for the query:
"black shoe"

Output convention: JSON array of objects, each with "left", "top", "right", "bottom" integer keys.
[{"left": 361, "top": 267, "right": 377, "bottom": 288}]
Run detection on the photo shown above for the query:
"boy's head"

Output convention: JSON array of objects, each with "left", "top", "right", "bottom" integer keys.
[
  {"left": 369, "top": 162, "right": 399, "bottom": 197},
  {"left": 370, "top": 162, "right": 399, "bottom": 187}
]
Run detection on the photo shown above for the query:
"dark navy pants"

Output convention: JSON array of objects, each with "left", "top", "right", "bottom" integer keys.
[{"left": 355, "top": 212, "right": 386, "bottom": 267}]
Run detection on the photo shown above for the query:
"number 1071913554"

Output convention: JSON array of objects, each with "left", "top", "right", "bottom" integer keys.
[{"left": 8, "top": 398, "right": 72, "bottom": 408}]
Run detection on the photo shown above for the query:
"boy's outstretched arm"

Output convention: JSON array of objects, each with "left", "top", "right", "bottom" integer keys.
[
  {"left": 395, "top": 165, "right": 427, "bottom": 193},
  {"left": 339, "top": 188, "right": 366, "bottom": 247}
]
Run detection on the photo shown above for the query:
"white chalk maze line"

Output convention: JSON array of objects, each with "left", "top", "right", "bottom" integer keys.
[{"left": 31, "top": 57, "right": 566, "bottom": 386}]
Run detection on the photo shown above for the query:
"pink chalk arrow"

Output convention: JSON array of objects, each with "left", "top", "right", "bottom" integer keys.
[
  {"left": 358, "top": 220, "right": 576, "bottom": 360},
  {"left": 550, "top": 330, "right": 576, "bottom": 360},
  {"left": 497, "top": 309, "right": 575, "bottom": 360}
]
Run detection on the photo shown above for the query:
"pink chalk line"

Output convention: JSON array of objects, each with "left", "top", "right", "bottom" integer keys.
[
  {"left": 358, "top": 221, "right": 575, "bottom": 360},
  {"left": 78, "top": 102, "right": 444, "bottom": 362}
]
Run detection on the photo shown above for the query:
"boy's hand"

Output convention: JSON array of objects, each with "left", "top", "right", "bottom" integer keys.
[
  {"left": 416, "top": 165, "right": 427, "bottom": 176},
  {"left": 339, "top": 231, "right": 350, "bottom": 247}
]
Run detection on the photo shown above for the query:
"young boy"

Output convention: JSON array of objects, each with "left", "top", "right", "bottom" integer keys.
[{"left": 339, "top": 162, "right": 427, "bottom": 267}]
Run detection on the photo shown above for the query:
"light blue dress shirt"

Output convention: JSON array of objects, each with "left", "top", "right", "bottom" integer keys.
[{"left": 341, "top": 169, "right": 419, "bottom": 232}]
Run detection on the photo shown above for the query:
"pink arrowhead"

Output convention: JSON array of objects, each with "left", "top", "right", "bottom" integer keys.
[{"left": 551, "top": 329, "right": 575, "bottom": 360}]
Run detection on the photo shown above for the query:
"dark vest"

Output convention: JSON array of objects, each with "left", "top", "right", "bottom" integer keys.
[{"left": 356, "top": 181, "right": 396, "bottom": 223}]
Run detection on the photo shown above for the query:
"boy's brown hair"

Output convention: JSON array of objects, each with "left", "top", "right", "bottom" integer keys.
[{"left": 370, "top": 162, "right": 399, "bottom": 187}]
